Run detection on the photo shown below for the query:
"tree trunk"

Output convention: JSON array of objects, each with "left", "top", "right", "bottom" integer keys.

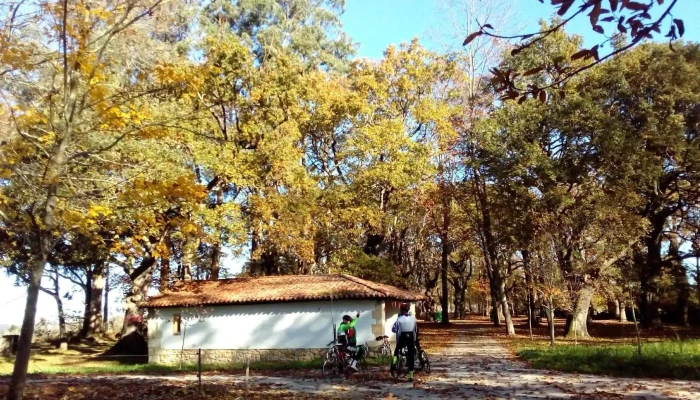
[
  {"left": 160, "top": 251, "right": 170, "bottom": 290},
  {"left": 613, "top": 299, "right": 621, "bottom": 320},
  {"left": 619, "top": 300, "right": 628, "bottom": 322},
  {"left": 499, "top": 282, "right": 515, "bottom": 335},
  {"left": 472, "top": 168, "right": 512, "bottom": 334},
  {"left": 8, "top": 22, "right": 78, "bottom": 396},
  {"left": 7, "top": 257, "right": 48, "bottom": 400},
  {"left": 210, "top": 188, "right": 224, "bottom": 280},
  {"left": 453, "top": 282, "right": 466, "bottom": 320},
  {"left": 103, "top": 264, "right": 109, "bottom": 326},
  {"left": 122, "top": 257, "right": 157, "bottom": 336},
  {"left": 79, "top": 270, "right": 93, "bottom": 338},
  {"left": 489, "top": 284, "right": 501, "bottom": 325},
  {"left": 210, "top": 244, "right": 221, "bottom": 280},
  {"left": 49, "top": 267, "right": 66, "bottom": 340},
  {"left": 439, "top": 184, "right": 452, "bottom": 326},
  {"left": 53, "top": 293, "right": 66, "bottom": 340},
  {"left": 696, "top": 258, "right": 700, "bottom": 323},
  {"left": 669, "top": 233, "right": 690, "bottom": 327},
  {"left": 548, "top": 295, "right": 555, "bottom": 347},
  {"left": 440, "top": 242, "right": 450, "bottom": 325},
  {"left": 565, "top": 286, "right": 594, "bottom": 338},
  {"left": 523, "top": 250, "right": 540, "bottom": 326},
  {"left": 181, "top": 238, "right": 198, "bottom": 281},
  {"left": 640, "top": 222, "right": 665, "bottom": 328},
  {"left": 86, "top": 263, "right": 105, "bottom": 337}
]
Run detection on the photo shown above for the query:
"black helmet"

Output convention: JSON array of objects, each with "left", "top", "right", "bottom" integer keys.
[
  {"left": 342, "top": 314, "right": 352, "bottom": 322},
  {"left": 400, "top": 303, "right": 410, "bottom": 314}
]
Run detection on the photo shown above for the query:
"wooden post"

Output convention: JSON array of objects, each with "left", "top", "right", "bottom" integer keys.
[
  {"left": 197, "top": 348, "right": 202, "bottom": 396},
  {"left": 245, "top": 356, "right": 250, "bottom": 399},
  {"left": 631, "top": 302, "right": 642, "bottom": 356},
  {"left": 527, "top": 293, "right": 533, "bottom": 341}
]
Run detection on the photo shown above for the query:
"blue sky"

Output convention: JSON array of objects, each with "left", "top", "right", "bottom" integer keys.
[
  {"left": 2, "top": 0, "right": 699, "bottom": 327},
  {"left": 342, "top": 0, "right": 700, "bottom": 59}
]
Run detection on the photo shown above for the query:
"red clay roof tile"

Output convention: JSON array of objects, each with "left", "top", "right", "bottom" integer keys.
[{"left": 143, "top": 274, "right": 426, "bottom": 308}]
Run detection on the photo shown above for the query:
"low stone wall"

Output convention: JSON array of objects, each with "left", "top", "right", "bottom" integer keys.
[{"left": 148, "top": 348, "right": 324, "bottom": 364}]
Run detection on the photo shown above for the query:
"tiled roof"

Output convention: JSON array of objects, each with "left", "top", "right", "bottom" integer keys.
[{"left": 143, "top": 274, "right": 427, "bottom": 308}]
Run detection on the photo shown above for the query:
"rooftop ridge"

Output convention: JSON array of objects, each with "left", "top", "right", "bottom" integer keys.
[
  {"left": 338, "top": 274, "right": 389, "bottom": 296},
  {"left": 144, "top": 274, "right": 425, "bottom": 308}
]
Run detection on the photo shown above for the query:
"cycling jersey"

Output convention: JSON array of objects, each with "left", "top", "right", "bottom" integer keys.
[{"left": 337, "top": 316, "right": 358, "bottom": 346}]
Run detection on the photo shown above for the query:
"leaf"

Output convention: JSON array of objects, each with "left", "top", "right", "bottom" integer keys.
[
  {"left": 538, "top": 90, "right": 547, "bottom": 103},
  {"left": 559, "top": 90, "right": 566, "bottom": 100},
  {"left": 590, "top": 45, "right": 600, "bottom": 61},
  {"left": 463, "top": 31, "right": 482, "bottom": 46},
  {"left": 666, "top": 25, "right": 677, "bottom": 39},
  {"left": 483, "top": 24, "right": 494, "bottom": 30},
  {"left": 511, "top": 47, "right": 523, "bottom": 56},
  {"left": 592, "top": 25, "right": 604, "bottom": 34},
  {"left": 557, "top": 0, "right": 575, "bottom": 16},
  {"left": 601, "top": 16, "right": 616, "bottom": 22},
  {"left": 617, "top": 23, "right": 627, "bottom": 33},
  {"left": 657, "top": 0, "right": 664, "bottom": 4},
  {"left": 518, "top": 95, "right": 528, "bottom": 104},
  {"left": 625, "top": 1, "right": 648, "bottom": 11},
  {"left": 500, "top": 90, "right": 519, "bottom": 100},
  {"left": 674, "top": 19, "right": 685, "bottom": 37},
  {"left": 609, "top": 0, "right": 619, "bottom": 12},
  {"left": 523, "top": 66, "right": 544, "bottom": 76}
]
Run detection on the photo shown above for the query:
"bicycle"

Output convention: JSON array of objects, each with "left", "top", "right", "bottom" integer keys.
[
  {"left": 390, "top": 346, "right": 431, "bottom": 378},
  {"left": 322, "top": 341, "right": 369, "bottom": 383},
  {"left": 374, "top": 335, "right": 392, "bottom": 357}
]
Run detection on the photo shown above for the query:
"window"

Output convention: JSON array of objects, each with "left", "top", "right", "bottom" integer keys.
[{"left": 172, "top": 314, "right": 181, "bottom": 335}]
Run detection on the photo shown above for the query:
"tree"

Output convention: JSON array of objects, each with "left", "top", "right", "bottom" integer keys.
[
  {"left": 207, "top": 0, "right": 354, "bottom": 71},
  {"left": 0, "top": 1, "right": 195, "bottom": 397},
  {"left": 583, "top": 43, "right": 700, "bottom": 327},
  {"left": 463, "top": 0, "right": 686, "bottom": 100}
]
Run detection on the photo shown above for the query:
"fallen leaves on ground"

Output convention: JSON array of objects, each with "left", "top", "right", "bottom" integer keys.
[{"left": 0, "top": 379, "right": 337, "bottom": 400}]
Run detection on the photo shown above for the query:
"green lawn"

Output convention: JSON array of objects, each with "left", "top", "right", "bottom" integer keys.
[{"left": 517, "top": 340, "right": 700, "bottom": 380}]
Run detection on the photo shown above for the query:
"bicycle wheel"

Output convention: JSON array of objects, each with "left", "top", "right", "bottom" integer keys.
[
  {"left": 396, "top": 354, "right": 408, "bottom": 378},
  {"left": 391, "top": 350, "right": 408, "bottom": 378},
  {"left": 322, "top": 347, "right": 333, "bottom": 361},
  {"left": 322, "top": 357, "right": 344, "bottom": 383},
  {"left": 389, "top": 353, "right": 400, "bottom": 378},
  {"left": 420, "top": 350, "right": 431, "bottom": 374}
]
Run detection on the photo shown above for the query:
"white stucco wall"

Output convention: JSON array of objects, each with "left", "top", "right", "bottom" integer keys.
[{"left": 149, "top": 300, "right": 382, "bottom": 350}]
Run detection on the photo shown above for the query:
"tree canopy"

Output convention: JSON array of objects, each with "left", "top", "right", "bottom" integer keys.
[{"left": 1, "top": 1, "right": 699, "bottom": 399}]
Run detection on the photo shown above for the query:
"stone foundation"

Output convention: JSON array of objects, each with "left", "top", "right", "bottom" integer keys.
[{"left": 148, "top": 348, "right": 324, "bottom": 364}]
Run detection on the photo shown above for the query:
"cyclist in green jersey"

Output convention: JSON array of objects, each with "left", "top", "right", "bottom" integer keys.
[{"left": 337, "top": 312, "right": 362, "bottom": 371}]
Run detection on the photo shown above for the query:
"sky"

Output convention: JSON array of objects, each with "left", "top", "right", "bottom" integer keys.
[{"left": 2, "top": 0, "right": 699, "bottom": 327}]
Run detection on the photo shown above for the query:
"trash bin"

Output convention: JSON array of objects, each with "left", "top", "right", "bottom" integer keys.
[{"left": 434, "top": 312, "right": 442, "bottom": 323}]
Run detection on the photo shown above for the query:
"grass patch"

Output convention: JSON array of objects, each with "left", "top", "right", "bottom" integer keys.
[
  {"left": 517, "top": 339, "right": 700, "bottom": 380},
  {"left": 0, "top": 355, "right": 392, "bottom": 376}
]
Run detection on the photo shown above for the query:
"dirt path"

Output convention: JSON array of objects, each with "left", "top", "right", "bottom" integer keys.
[{"left": 7, "top": 335, "right": 699, "bottom": 399}]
